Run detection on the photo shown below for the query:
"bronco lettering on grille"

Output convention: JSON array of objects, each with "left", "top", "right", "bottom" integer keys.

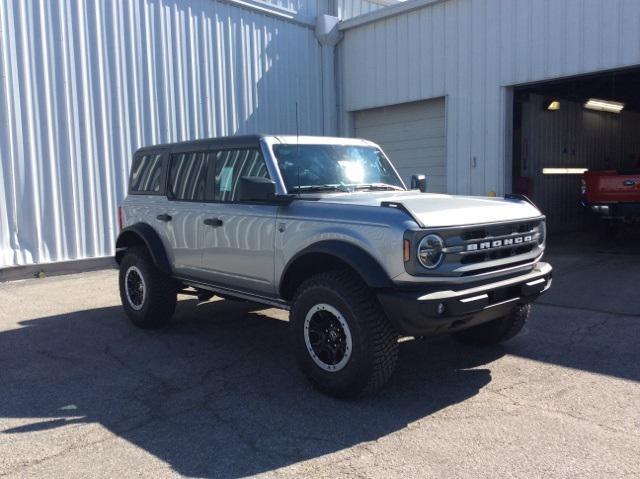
[{"left": 466, "top": 235, "right": 533, "bottom": 252}]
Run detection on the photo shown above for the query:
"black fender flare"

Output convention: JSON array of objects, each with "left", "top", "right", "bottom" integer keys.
[
  {"left": 115, "top": 223, "right": 172, "bottom": 275},
  {"left": 280, "top": 240, "right": 394, "bottom": 297}
]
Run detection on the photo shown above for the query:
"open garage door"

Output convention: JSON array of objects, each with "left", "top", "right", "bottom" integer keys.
[
  {"left": 513, "top": 68, "right": 640, "bottom": 234},
  {"left": 354, "top": 98, "right": 446, "bottom": 193}
]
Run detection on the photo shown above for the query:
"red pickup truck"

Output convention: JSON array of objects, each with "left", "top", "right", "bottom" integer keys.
[{"left": 581, "top": 169, "right": 640, "bottom": 221}]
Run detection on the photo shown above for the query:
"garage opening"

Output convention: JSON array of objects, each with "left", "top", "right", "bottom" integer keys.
[
  {"left": 353, "top": 98, "right": 446, "bottom": 193},
  {"left": 512, "top": 68, "right": 640, "bottom": 237}
]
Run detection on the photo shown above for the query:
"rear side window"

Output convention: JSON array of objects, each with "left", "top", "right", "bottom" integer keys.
[
  {"left": 130, "top": 153, "right": 164, "bottom": 193},
  {"left": 168, "top": 152, "right": 208, "bottom": 201},
  {"left": 214, "top": 149, "right": 269, "bottom": 202}
]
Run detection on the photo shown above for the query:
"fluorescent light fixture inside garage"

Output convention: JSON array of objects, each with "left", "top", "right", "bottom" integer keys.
[
  {"left": 584, "top": 98, "right": 625, "bottom": 113},
  {"left": 547, "top": 100, "right": 561, "bottom": 111},
  {"left": 543, "top": 168, "right": 588, "bottom": 175}
]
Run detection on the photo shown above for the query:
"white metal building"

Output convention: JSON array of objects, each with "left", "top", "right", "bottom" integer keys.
[
  {"left": 0, "top": 0, "right": 391, "bottom": 269},
  {"left": 2, "top": 0, "right": 640, "bottom": 269},
  {"left": 339, "top": 0, "right": 640, "bottom": 231}
]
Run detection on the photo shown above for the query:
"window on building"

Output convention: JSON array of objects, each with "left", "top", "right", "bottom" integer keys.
[
  {"left": 214, "top": 149, "right": 270, "bottom": 202},
  {"left": 130, "top": 153, "right": 164, "bottom": 193},
  {"left": 167, "top": 152, "right": 208, "bottom": 201}
]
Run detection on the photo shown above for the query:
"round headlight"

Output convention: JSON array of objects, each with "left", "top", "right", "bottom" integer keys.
[{"left": 417, "top": 234, "right": 445, "bottom": 269}]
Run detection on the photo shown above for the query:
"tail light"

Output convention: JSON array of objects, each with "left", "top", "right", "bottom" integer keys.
[{"left": 118, "top": 206, "right": 123, "bottom": 231}]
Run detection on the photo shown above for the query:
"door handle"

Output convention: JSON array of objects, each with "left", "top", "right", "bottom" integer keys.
[
  {"left": 156, "top": 214, "right": 172, "bottom": 222},
  {"left": 203, "top": 218, "right": 223, "bottom": 227}
]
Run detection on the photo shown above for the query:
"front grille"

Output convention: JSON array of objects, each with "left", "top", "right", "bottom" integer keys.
[
  {"left": 406, "top": 218, "right": 545, "bottom": 278},
  {"left": 460, "top": 221, "right": 538, "bottom": 241},
  {"left": 460, "top": 258, "right": 535, "bottom": 276},
  {"left": 437, "top": 219, "right": 544, "bottom": 277}
]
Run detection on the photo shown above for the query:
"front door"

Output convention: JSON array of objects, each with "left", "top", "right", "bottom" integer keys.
[{"left": 200, "top": 148, "right": 278, "bottom": 296}]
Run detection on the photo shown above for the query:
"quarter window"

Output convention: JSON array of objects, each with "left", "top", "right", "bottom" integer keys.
[
  {"left": 214, "top": 149, "right": 270, "bottom": 202},
  {"left": 130, "top": 153, "right": 164, "bottom": 193},
  {"left": 168, "top": 152, "right": 208, "bottom": 201}
]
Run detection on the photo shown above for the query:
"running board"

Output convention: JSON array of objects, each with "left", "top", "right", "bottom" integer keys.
[{"left": 174, "top": 276, "right": 290, "bottom": 310}]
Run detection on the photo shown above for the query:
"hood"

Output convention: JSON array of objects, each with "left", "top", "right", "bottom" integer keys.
[{"left": 314, "top": 191, "right": 543, "bottom": 227}]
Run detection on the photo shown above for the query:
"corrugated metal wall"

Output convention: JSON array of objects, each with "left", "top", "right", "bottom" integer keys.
[
  {"left": 261, "top": 0, "right": 324, "bottom": 18},
  {"left": 336, "top": 0, "right": 391, "bottom": 20},
  {"left": 520, "top": 94, "right": 640, "bottom": 232},
  {"left": 340, "top": 0, "right": 640, "bottom": 196},
  {"left": 0, "top": 0, "right": 324, "bottom": 268}
]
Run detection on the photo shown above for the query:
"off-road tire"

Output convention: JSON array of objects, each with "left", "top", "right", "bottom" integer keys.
[
  {"left": 451, "top": 304, "right": 531, "bottom": 347},
  {"left": 119, "top": 246, "right": 177, "bottom": 328},
  {"left": 290, "top": 270, "right": 398, "bottom": 398}
]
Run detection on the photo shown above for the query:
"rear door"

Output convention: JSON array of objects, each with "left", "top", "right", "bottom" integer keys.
[
  {"left": 127, "top": 149, "right": 173, "bottom": 256},
  {"left": 157, "top": 149, "right": 213, "bottom": 277},
  {"left": 200, "top": 148, "right": 278, "bottom": 295}
]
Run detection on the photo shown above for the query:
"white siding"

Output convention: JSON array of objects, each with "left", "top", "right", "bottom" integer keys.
[
  {"left": 0, "top": 0, "right": 323, "bottom": 268},
  {"left": 336, "top": 0, "right": 394, "bottom": 20},
  {"left": 261, "top": 0, "right": 325, "bottom": 18},
  {"left": 340, "top": 0, "right": 640, "bottom": 196},
  {"left": 354, "top": 98, "right": 446, "bottom": 191}
]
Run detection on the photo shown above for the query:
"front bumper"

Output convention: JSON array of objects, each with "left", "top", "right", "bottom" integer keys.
[{"left": 377, "top": 262, "right": 552, "bottom": 336}]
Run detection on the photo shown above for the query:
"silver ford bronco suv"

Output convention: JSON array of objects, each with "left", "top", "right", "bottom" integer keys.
[{"left": 116, "top": 135, "right": 552, "bottom": 397}]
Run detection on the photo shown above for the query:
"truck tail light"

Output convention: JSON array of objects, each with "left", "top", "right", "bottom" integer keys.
[{"left": 118, "top": 206, "right": 123, "bottom": 232}]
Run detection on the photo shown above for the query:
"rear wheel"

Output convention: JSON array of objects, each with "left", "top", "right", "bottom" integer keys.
[
  {"left": 119, "top": 246, "right": 177, "bottom": 328},
  {"left": 451, "top": 304, "right": 531, "bottom": 347},
  {"left": 290, "top": 270, "right": 398, "bottom": 398}
]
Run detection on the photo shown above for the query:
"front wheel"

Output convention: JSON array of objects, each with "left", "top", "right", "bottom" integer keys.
[
  {"left": 290, "top": 270, "right": 398, "bottom": 398},
  {"left": 451, "top": 304, "right": 531, "bottom": 347}
]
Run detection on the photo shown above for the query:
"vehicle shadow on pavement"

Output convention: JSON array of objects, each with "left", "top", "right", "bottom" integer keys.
[{"left": 0, "top": 299, "right": 499, "bottom": 477}]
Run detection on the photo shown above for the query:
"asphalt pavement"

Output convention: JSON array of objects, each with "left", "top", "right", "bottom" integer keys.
[{"left": 0, "top": 237, "right": 638, "bottom": 478}]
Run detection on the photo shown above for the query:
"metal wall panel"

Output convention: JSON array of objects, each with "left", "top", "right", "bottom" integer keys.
[
  {"left": 336, "top": 0, "right": 391, "bottom": 20},
  {"left": 260, "top": 0, "right": 323, "bottom": 18},
  {"left": 340, "top": 0, "right": 640, "bottom": 196},
  {"left": 0, "top": 0, "right": 323, "bottom": 268}
]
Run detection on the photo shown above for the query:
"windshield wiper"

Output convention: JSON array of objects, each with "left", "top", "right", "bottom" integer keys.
[
  {"left": 351, "top": 183, "right": 405, "bottom": 191},
  {"left": 288, "top": 184, "right": 351, "bottom": 193}
]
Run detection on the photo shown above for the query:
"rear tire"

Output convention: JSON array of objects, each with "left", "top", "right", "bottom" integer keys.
[
  {"left": 451, "top": 304, "right": 531, "bottom": 347},
  {"left": 289, "top": 270, "right": 398, "bottom": 398},
  {"left": 119, "top": 246, "right": 177, "bottom": 328}
]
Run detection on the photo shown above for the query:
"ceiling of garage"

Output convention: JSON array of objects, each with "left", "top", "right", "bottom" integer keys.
[{"left": 515, "top": 67, "right": 640, "bottom": 113}]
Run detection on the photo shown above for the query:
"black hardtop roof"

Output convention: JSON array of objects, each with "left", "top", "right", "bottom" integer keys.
[{"left": 134, "top": 134, "right": 266, "bottom": 155}]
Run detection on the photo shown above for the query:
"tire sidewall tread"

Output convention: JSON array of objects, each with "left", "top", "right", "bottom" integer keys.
[
  {"left": 119, "top": 246, "right": 177, "bottom": 328},
  {"left": 290, "top": 269, "right": 398, "bottom": 398}
]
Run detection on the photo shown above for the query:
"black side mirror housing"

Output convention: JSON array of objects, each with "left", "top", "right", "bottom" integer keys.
[
  {"left": 411, "top": 174, "right": 427, "bottom": 192},
  {"left": 238, "top": 176, "right": 294, "bottom": 203}
]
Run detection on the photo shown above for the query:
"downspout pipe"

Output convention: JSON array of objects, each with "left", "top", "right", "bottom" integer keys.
[{"left": 315, "top": 14, "right": 342, "bottom": 136}]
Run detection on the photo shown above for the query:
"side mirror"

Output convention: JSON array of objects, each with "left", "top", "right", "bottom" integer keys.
[
  {"left": 238, "top": 176, "right": 294, "bottom": 203},
  {"left": 411, "top": 174, "right": 427, "bottom": 192}
]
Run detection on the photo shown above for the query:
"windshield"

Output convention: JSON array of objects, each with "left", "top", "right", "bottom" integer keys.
[{"left": 273, "top": 144, "right": 405, "bottom": 193}]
